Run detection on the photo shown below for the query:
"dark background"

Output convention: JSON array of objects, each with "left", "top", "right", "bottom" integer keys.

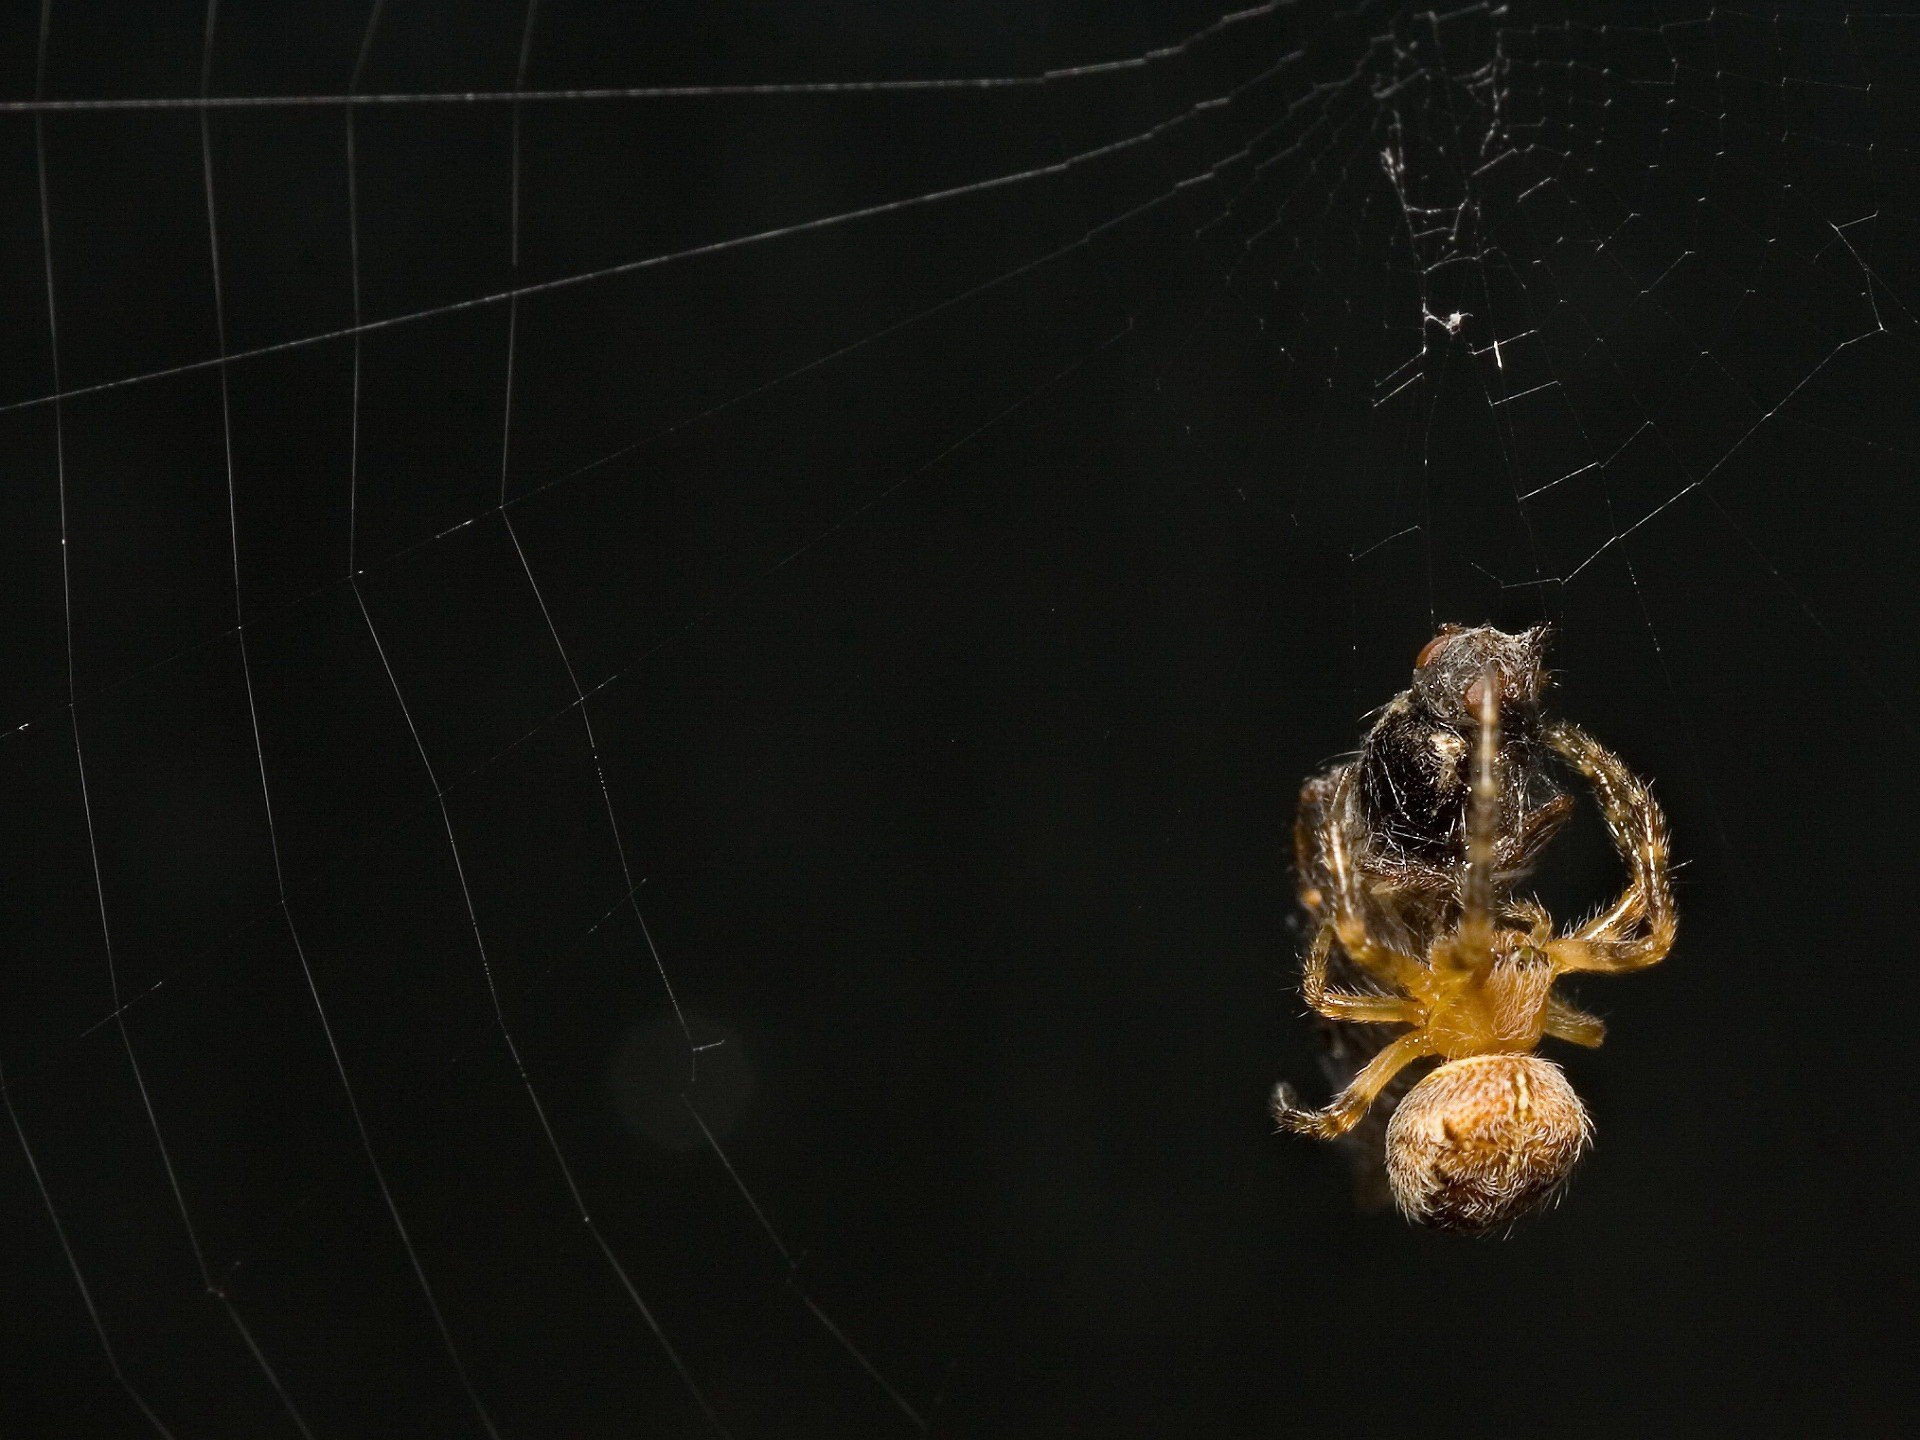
[{"left": 1, "top": 2, "right": 1916, "bottom": 1436}]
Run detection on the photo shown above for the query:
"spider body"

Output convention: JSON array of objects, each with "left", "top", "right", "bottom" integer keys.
[{"left": 1274, "top": 627, "right": 1674, "bottom": 1234}]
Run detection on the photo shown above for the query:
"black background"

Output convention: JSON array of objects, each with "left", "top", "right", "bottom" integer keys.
[{"left": 1, "top": 2, "right": 1916, "bottom": 1436}]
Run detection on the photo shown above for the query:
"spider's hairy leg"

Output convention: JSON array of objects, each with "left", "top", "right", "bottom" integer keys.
[
  {"left": 1544, "top": 993, "right": 1607, "bottom": 1047},
  {"left": 1543, "top": 721, "right": 1675, "bottom": 974},
  {"left": 1448, "top": 665, "right": 1503, "bottom": 966},
  {"left": 1272, "top": 1031, "right": 1436, "bottom": 1140},
  {"left": 1293, "top": 770, "right": 1340, "bottom": 915},
  {"left": 1320, "top": 776, "right": 1426, "bottom": 989},
  {"left": 1301, "top": 925, "right": 1421, "bottom": 1025},
  {"left": 1500, "top": 897, "right": 1553, "bottom": 945}
]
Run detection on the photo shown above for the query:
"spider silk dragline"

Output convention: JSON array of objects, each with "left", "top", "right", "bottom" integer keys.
[{"left": 1273, "top": 626, "right": 1675, "bottom": 1234}]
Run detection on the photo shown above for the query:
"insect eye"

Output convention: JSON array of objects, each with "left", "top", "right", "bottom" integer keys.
[{"left": 1416, "top": 633, "right": 1450, "bottom": 669}]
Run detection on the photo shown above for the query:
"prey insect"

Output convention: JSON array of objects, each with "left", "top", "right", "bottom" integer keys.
[{"left": 1273, "top": 626, "right": 1675, "bottom": 1233}]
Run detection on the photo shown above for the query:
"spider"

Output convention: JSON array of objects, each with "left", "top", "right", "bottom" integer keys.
[
  {"left": 1288, "top": 625, "right": 1579, "bottom": 1212},
  {"left": 1273, "top": 627, "right": 1675, "bottom": 1233}
]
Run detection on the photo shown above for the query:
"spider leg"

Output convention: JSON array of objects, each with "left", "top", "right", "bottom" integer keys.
[
  {"left": 1301, "top": 925, "right": 1422, "bottom": 1025},
  {"left": 1579, "top": 895, "right": 1646, "bottom": 945},
  {"left": 1293, "top": 770, "right": 1341, "bottom": 917},
  {"left": 1272, "top": 1030, "right": 1436, "bottom": 1140},
  {"left": 1444, "top": 665, "right": 1503, "bottom": 972},
  {"left": 1544, "top": 993, "right": 1607, "bottom": 1047},
  {"left": 1543, "top": 721, "right": 1675, "bottom": 974},
  {"left": 1320, "top": 793, "right": 1426, "bottom": 989},
  {"left": 1500, "top": 897, "right": 1553, "bottom": 945}
]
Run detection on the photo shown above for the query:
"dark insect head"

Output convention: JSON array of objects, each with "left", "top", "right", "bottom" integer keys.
[{"left": 1410, "top": 624, "right": 1552, "bottom": 732}]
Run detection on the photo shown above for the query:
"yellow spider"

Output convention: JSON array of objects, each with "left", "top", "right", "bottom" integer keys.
[{"left": 1273, "top": 632, "right": 1675, "bottom": 1233}]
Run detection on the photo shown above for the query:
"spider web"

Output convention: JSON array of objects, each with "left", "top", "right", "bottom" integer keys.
[{"left": 1, "top": 1, "right": 1914, "bottom": 1435}]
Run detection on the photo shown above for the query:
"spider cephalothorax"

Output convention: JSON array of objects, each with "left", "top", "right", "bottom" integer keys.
[{"left": 1275, "top": 628, "right": 1674, "bottom": 1234}]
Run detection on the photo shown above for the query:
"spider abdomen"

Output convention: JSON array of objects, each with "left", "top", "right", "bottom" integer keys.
[{"left": 1384, "top": 1054, "right": 1591, "bottom": 1235}]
